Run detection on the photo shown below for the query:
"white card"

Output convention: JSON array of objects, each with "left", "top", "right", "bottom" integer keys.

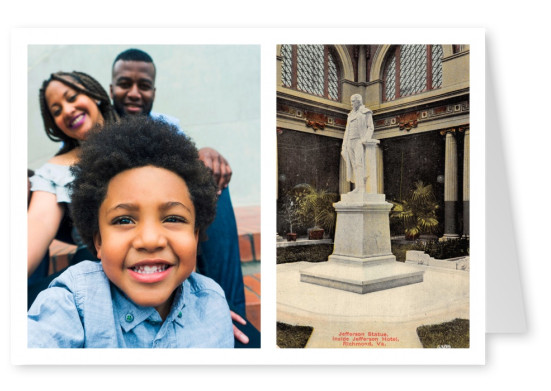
[{"left": 12, "top": 27, "right": 487, "bottom": 365}]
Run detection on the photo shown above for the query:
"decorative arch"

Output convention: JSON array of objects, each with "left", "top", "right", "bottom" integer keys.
[
  {"left": 278, "top": 44, "right": 353, "bottom": 102},
  {"left": 277, "top": 45, "right": 354, "bottom": 80},
  {"left": 370, "top": 45, "right": 393, "bottom": 82},
  {"left": 372, "top": 44, "right": 443, "bottom": 102},
  {"left": 333, "top": 45, "right": 354, "bottom": 82}
]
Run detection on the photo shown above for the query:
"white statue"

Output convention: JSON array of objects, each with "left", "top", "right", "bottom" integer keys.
[{"left": 341, "top": 94, "right": 374, "bottom": 193}]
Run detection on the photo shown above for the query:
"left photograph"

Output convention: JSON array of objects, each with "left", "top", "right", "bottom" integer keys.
[{"left": 26, "top": 45, "right": 261, "bottom": 348}]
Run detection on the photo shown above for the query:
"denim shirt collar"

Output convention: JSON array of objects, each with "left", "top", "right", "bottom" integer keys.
[{"left": 113, "top": 283, "right": 187, "bottom": 333}]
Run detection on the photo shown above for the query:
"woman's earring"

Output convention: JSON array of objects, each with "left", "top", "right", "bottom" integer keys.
[{"left": 96, "top": 100, "right": 101, "bottom": 106}]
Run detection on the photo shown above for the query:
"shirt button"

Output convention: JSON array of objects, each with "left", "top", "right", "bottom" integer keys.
[{"left": 125, "top": 314, "right": 134, "bottom": 322}]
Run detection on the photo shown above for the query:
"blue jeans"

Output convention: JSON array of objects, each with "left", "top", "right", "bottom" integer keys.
[
  {"left": 197, "top": 187, "right": 246, "bottom": 317},
  {"left": 28, "top": 252, "right": 50, "bottom": 285}
]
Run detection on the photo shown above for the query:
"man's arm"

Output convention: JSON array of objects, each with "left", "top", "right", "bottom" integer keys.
[
  {"left": 151, "top": 113, "right": 233, "bottom": 192},
  {"left": 198, "top": 147, "right": 232, "bottom": 193}
]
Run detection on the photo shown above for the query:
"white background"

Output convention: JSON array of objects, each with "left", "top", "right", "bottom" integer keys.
[{"left": 2, "top": 0, "right": 549, "bottom": 389}]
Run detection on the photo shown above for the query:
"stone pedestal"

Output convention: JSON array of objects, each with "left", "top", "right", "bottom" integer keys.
[
  {"left": 364, "top": 140, "right": 379, "bottom": 193},
  {"left": 300, "top": 192, "right": 424, "bottom": 294}
]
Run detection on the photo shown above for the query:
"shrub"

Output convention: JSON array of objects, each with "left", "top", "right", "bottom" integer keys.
[
  {"left": 417, "top": 318, "right": 469, "bottom": 348},
  {"left": 412, "top": 237, "right": 469, "bottom": 259},
  {"left": 276, "top": 243, "right": 334, "bottom": 264}
]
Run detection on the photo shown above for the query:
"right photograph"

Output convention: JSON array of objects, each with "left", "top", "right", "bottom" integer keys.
[{"left": 276, "top": 44, "right": 470, "bottom": 349}]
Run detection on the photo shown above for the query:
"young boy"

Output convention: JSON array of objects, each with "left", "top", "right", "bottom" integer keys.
[{"left": 27, "top": 116, "right": 234, "bottom": 348}]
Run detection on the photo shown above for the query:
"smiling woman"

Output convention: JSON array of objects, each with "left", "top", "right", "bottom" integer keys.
[
  {"left": 38, "top": 72, "right": 117, "bottom": 156},
  {"left": 44, "top": 80, "right": 105, "bottom": 142},
  {"left": 27, "top": 71, "right": 118, "bottom": 281}
]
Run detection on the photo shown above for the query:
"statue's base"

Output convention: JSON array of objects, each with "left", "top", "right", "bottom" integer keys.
[
  {"left": 300, "top": 256, "right": 424, "bottom": 294},
  {"left": 299, "top": 191, "right": 423, "bottom": 294}
]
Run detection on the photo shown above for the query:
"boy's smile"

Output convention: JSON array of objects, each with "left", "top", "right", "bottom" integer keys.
[{"left": 94, "top": 165, "right": 199, "bottom": 320}]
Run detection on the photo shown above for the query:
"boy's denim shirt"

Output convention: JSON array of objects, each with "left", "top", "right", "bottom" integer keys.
[{"left": 28, "top": 261, "right": 234, "bottom": 348}]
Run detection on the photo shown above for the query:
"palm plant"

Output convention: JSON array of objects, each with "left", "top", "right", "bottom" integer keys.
[
  {"left": 390, "top": 180, "right": 439, "bottom": 240},
  {"left": 294, "top": 183, "right": 338, "bottom": 237}
]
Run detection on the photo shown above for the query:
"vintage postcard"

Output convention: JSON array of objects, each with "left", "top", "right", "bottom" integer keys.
[{"left": 275, "top": 34, "right": 485, "bottom": 362}]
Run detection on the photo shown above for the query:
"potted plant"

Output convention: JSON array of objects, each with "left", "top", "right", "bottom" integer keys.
[
  {"left": 281, "top": 190, "right": 303, "bottom": 241},
  {"left": 293, "top": 183, "right": 338, "bottom": 240},
  {"left": 390, "top": 180, "right": 439, "bottom": 240}
]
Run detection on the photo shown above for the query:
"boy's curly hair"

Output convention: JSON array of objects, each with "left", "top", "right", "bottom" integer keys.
[{"left": 69, "top": 116, "right": 218, "bottom": 256}]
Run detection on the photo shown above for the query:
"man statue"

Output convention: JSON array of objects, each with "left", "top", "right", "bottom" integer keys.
[{"left": 341, "top": 94, "right": 374, "bottom": 193}]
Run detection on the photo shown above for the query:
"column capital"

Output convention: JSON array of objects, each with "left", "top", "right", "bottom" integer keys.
[{"left": 440, "top": 127, "right": 457, "bottom": 136}]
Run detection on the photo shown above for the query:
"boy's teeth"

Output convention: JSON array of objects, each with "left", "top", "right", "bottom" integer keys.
[{"left": 133, "top": 264, "right": 168, "bottom": 274}]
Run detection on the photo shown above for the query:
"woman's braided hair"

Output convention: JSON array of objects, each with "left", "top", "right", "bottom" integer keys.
[{"left": 39, "top": 71, "right": 119, "bottom": 155}]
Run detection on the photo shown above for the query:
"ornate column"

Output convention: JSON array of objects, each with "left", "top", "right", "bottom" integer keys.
[
  {"left": 462, "top": 128, "right": 470, "bottom": 237},
  {"left": 357, "top": 45, "right": 367, "bottom": 84},
  {"left": 441, "top": 128, "right": 459, "bottom": 239}
]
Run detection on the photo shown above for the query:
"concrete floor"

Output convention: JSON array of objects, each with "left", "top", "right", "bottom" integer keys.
[{"left": 277, "top": 261, "right": 469, "bottom": 348}]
